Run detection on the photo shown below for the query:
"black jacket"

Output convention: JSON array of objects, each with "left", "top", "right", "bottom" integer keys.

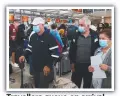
[
  {"left": 16, "top": 24, "right": 25, "bottom": 47},
  {"left": 69, "top": 29, "right": 99, "bottom": 64},
  {"left": 23, "top": 32, "right": 59, "bottom": 72}
]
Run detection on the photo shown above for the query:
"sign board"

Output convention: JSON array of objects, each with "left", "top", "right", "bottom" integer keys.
[
  {"left": 94, "top": 9, "right": 105, "bottom": 12},
  {"left": 83, "top": 9, "right": 93, "bottom": 14}
]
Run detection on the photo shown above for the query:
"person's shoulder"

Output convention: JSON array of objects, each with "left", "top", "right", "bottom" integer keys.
[
  {"left": 44, "top": 32, "right": 55, "bottom": 42},
  {"left": 74, "top": 25, "right": 78, "bottom": 28},
  {"left": 96, "top": 47, "right": 102, "bottom": 51},
  {"left": 68, "top": 25, "right": 72, "bottom": 28},
  {"left": 44, "top": 31, "right": 53, "bottom": 38},
  {"left": 94, "top": 47, "right": 102, "bottom": 55},
  {"left": 76, "top": 31, "right": 81, "bottom": 36},
  {"left": 29, "top": 31, "right": 36, "bottom": 40},
  {"left": 30, "top": 31, "right": 36, "bottom": 36},
  {"left": 90, "top": 29, "right": 98, "bottom": 37},
  {"left": 44, "top": 31, "right": 50, "bottom": 35}
]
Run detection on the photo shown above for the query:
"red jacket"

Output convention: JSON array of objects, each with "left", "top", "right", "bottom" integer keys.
[{"left": 9, "top": 24, "right": 18, "bottom": 41}]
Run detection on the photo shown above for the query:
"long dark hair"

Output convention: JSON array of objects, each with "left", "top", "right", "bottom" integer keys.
[{"left": 58, "top": 24, "right": 66, "bottom": 31}]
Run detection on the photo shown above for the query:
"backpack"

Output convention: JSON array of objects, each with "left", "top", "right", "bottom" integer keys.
[{"left": 67, "top": 25, "right": 78, "bottom": 40}]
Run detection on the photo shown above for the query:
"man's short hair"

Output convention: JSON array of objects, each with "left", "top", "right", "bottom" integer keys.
[
  {"left": 79, "top": 16, "right": 91, "bottom": 26},
  {"left": 51, "top": 23, "right": 57, "bottom": 29},
  {"left": 72, "top": 19, "right": 75, "bottom": 23}
]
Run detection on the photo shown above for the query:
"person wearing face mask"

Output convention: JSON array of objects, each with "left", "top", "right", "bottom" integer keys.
[
  {"left": 19, "top": 17, "right": 59, "bottom": 88},
  {"left": 69, "top": 17, "right": 99, "bottom": 88},
  {"left": 88, "top": 28, "right": 111, "bottom": 88}
]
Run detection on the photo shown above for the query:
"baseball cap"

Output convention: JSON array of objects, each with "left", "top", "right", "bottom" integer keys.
[{"left": 32, "top": 17, "right": 45, "bottom": 25}]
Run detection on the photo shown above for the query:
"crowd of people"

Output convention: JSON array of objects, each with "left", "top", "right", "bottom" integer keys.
[{"left": 9, "top": 16, "right": 112, "bottom": 88}]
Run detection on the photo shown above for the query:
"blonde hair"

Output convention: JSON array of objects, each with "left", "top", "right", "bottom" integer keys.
[{"left": 59, "top": 29, "right": 65, "bottom": 36}]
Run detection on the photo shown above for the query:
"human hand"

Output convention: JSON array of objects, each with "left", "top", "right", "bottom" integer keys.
[
  {"left": 71, "top": 64, "right": 75, "bottom": 72},
  {"left": 99, "top": 64, "right": 109, "bottom": 71},
  {"left": 19, "top": 56, "right": 25, "bottom": 63},
  {"left": 43, "top": 66, "right": 50, "bottom": 76},
  {"left": 88, "top": 66, "right": 94, "bottom": 72}
]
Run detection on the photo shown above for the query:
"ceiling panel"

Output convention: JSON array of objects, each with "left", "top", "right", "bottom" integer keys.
[{"left": 9, "top": 9, "right": 112, "bottom": 21}]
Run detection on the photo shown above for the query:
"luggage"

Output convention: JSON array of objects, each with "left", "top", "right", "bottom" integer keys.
[
  {"left": 52, "top": 61, "right": 77, "bottom": 88},
  {"left": 19, "top": 62, "right": 33, "bottom": 88},
  {"left": 57, "top": 51, "right": 71, "bottom": 76},
  {"left": 53, "top": 77, "right": 78, "bottom": 88}
]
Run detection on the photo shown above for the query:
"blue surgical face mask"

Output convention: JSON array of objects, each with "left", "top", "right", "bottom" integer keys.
[
  {"left": 78, "top": 26, "right": 85, "bottom": 33},
  {"left": 33, "top": 26, "right": 40, "bottom": 33},
  {"left": 99, "top": 40, "right": 108, "bottom": 48}
]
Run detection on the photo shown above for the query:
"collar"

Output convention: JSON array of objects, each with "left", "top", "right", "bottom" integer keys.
[
  {"left": 51, "top": 29, "right": 57, "bottom": 32},
  {"left": 36, "top": 31, "right": 45, "bottom": 37},
  {"left": 97, "top": 47, "right": 102, "bottom": 52},
  {"left": 81, "top": 33, "right": 91, "bottom": 38},
  {"left": 97, "top": 47, "right": 111, "bottom": 53}
]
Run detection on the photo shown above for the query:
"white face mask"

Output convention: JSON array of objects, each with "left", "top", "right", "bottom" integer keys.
[{"left": 24, "top": 22, "right": 28, "bottom": 27}]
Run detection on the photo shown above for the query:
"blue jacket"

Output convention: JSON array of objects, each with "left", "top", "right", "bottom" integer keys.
[
  {"left": 44, "top": 27, "right": 50, "bottom": 33},
  {"left": 50, "top": 29, "right": 64, "bottom": 47}
]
